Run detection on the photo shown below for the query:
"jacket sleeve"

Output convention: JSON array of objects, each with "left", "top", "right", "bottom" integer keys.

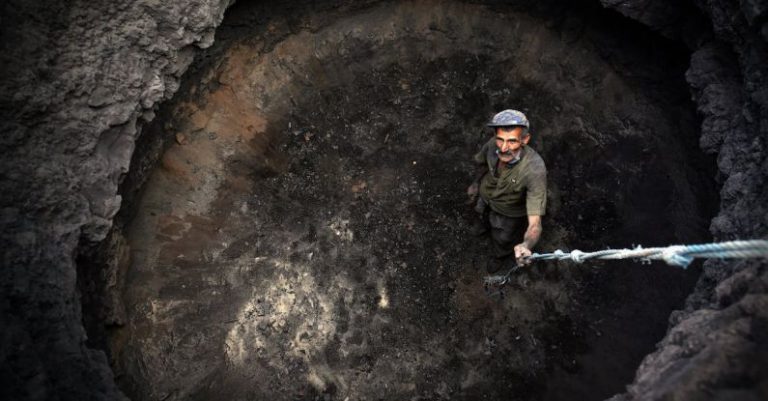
[
  {"left": 525, "top": 167, "right": 547, "bottom": 216},
  {"left": 473, "top": 140, "right": 490, "bottom": 165}
]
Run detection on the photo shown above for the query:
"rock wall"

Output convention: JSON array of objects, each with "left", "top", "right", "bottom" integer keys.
[
  {"left": 0, "top": 0, "right": 232, "bottom": 399},
  {"left": 601, "top": 0, "right": 768, "bottom": 400}
]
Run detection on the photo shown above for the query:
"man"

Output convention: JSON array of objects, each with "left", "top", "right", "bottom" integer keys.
[{"left": 467, "top": 109, "right": 547, "bottom": 273}]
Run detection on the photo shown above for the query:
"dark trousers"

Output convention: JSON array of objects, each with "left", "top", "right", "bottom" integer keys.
[{"left": 475, "top": 198, "right": 527, "bottom": 259}]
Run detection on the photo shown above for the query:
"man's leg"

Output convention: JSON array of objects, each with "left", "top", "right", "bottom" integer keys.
[
  {"left": 487, "top": 210, "right": 527, "bottom": 273},
  {"left": 470, "top": 197, "right": 490, "bottom": 236}
]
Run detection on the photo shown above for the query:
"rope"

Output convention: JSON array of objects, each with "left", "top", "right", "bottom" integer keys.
[{"left": 483, "top": 239, "right": 768, "bottom": 286}]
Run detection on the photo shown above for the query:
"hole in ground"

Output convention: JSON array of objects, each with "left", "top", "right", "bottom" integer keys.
[{"left": 78, "top": 1, "right": 719, "bottom": 401}]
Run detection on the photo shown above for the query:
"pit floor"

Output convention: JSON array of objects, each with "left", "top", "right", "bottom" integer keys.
[
  {"left": 109, "top": 2, "right": 713, "bottom": 400},
  {"left": 115, "top": 107, "right": 700, "bottom": 401}
]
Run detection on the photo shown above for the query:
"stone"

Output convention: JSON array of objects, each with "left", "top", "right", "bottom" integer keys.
[{"left": 175, "top": 132, "right": 187, "bottom": 145}]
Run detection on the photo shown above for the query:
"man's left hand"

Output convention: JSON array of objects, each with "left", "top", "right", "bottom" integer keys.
[{"left": 514, "top": 243, "right": 532, "bottom": 265}]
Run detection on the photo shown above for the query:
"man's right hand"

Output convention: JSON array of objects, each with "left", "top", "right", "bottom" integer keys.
[{"left": 514, "top": 243, "right": 533, "bottom": 266}]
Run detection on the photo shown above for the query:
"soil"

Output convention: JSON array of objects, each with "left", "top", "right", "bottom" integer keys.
[{"left": 106, "top": 2, "right": 717, "bottom": 400}]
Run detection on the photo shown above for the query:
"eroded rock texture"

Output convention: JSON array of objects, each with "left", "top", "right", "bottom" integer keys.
[
  {"left": 602, "top": 0, "right": 768, "bottom": 400},
  {"left": 0, "top": 0, "right": 231, "bottom": 400}
]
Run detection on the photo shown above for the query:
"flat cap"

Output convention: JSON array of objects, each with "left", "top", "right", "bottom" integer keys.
[{"left": 487, "top": 109, "right": 529, "bottom": 128}]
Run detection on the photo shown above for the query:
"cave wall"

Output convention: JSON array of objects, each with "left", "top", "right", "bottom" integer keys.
[
  {"left": 0, "top": 0, "right": 232, "bottom": 399},
  {"left": 601, "top": 0, "right": 768, "bottom": 400},
  {"left": 0, "top": 0, "right": 766, "bottom": 400}
]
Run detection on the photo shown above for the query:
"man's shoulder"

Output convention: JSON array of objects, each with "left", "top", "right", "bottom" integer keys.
[
  {"left": 474, "top": 138, "right": 495, "bottom": 164},
  {"left": 524, "top": 147, "right": 547, "bottom": 172}
]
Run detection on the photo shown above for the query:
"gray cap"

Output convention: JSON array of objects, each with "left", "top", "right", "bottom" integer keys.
[{"left": 487, "top": 109, "right": 530, "bottom": 128}]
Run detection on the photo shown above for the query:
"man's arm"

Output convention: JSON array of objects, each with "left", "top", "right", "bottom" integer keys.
[
  {"left": 466, "top": 164, "right": 489, "bottom": 199},
  {"left": 515, "top": 165, "right": 547, "bottom": 265},
  {"left": 515, "top": 215, "right": 542, "bottom": 264},
  {"left": 467, "top": 141, "right": 490, "bottom": 199}
]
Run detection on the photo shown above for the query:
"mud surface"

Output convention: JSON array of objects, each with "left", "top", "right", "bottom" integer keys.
[{"left": 107, "top": 1, "right": 717, "bottom": 401}]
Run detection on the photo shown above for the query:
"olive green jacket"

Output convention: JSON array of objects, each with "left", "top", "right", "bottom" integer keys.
[{"left": 473, "top": 139, "right": 547, "bottom": 217}]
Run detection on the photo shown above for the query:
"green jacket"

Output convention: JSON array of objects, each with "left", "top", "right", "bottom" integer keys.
[{"left": 473, "top": 139, "right": 547, "bottom": 217}]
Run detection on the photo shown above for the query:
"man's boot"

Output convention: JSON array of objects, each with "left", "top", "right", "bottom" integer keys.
[{"left": 469, "top": 218, "right": 489, "bottom": 236}]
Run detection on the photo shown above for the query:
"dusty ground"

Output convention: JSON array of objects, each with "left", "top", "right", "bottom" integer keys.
[{"left": 108, "top": 2, "right": 717, "bottom": 400}]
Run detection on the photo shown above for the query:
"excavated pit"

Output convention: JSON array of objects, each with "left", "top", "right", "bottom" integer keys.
[{"left": 81, "top": 1, "right": 720, "bottom": 400}]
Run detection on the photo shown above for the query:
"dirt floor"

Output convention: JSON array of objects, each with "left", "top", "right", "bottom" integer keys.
[{"left": 105, "top": 2, "right": 718, "bottom": 400}]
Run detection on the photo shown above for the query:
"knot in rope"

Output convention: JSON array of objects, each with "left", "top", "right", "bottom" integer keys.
[
  {"left": 661, "top": 245, "right": 693, "bottom": 267},
  {"left": 570, "top": 249, "right": 586, "bottom": 263}
]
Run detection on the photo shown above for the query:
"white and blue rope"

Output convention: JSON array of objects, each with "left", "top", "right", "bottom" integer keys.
[
  {"left": 484, "top": 240, "right": 768, "bottom": 286},
  {"left": 526, "top": 240, "right": 768, "bottom": 268}
]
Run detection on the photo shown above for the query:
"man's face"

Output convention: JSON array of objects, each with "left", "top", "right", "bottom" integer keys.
[{"left": 495, "top": 126, "right": 529, "bottom": 162}]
